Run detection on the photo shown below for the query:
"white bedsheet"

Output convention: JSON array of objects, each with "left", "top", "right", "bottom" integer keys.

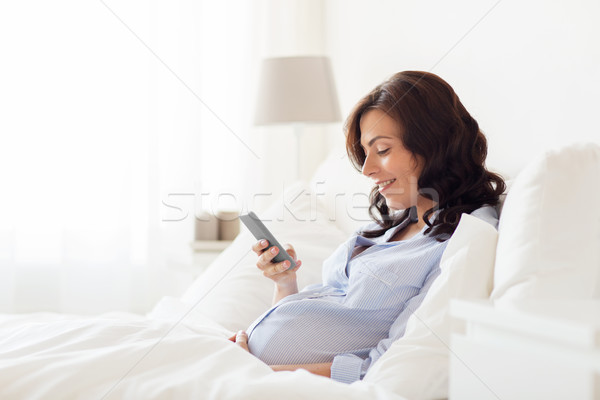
[{"left": 0, "top": 298, "right": 406, "bottom": 400}]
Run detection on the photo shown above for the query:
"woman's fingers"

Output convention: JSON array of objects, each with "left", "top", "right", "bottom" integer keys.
[
  {"left": 251, "top": 239, "right": 269, "bottom": 255},
  {"left": 253, "top": 241, "right": 301, "bottom": 279},
  {"left": 253, "top": 241, "right": 297, "bottom": 260},
  {"left": 262, "top": 259, "right": 292, "bottom": 276},
  {"left": 290, "top": 259, "right": 302, "bottom": 272},
  {"left": 283, "top": 243, "right": 296, "bottom": 261},
  {"left": 234, "top": 330, "right": 249, "bottom": 352},
  {"left": 257, "top": 245, "right": 280, "bottom": 269},
  {"left": 261, "top": 259, "right": 302, "bottom": 277}
]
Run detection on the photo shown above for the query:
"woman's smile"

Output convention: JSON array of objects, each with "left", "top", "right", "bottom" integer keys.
[{"left": 376, "top": 178, "right": 396, "bottom": 193}]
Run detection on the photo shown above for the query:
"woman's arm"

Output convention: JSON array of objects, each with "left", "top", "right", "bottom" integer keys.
[
  {"left": 272, "top": 281, "right": 298, "bottom": 305},
  {"left": 270, "top": 362, "right": 332, "bottom": 378}
]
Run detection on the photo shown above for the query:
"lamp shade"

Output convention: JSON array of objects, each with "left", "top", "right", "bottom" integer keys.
[{"left": 254, "top": 56, "right": 341, "bottom": 125}]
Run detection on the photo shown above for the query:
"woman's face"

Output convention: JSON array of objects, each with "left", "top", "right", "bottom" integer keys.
[{"left": 359, "top": 109, "right": 423, "bottom": 210}]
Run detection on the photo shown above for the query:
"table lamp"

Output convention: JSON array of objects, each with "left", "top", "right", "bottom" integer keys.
[{"left": 254, "top": 56, "right": 341, "bottom": 179}]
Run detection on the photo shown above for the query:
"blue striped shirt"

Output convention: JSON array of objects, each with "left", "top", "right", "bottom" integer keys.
[{"left": 246, "top": 207, "right": 498, "bottom": 383}]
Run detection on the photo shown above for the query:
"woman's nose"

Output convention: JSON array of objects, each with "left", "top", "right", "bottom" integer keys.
[{"left": 361, "top": 154, "right": 377, "bottom": 177}]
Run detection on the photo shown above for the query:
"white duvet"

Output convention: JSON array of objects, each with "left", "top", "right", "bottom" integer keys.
[
  {"left": 0, "top": 210, "right": 499, "bottom": 399},
  {"left": 0, "top": 298, "right": 405, "bottom": 400},
  {"left": 0, "top": 201, "right": 501, "bottom": 400},
  {"left": 0, "top": 185, "right": 402, "bottom": 400}
]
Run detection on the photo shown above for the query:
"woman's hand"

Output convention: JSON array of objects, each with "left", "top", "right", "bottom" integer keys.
[
  {"left": 252, "top": 240, "right": 301, "bottom": 287},
  {"left": 228, "top": 330, "right": 249, "bottom": 352},
  {"left": 252, "top": 240, "right": 302, "bottom": 304}
]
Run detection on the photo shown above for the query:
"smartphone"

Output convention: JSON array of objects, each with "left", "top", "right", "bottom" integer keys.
[{"left": 239, "top": 211, "right": 296, "bottom": 270}]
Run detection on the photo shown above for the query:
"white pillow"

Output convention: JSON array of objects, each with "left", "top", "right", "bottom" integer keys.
[
  {"left": 363, "top": 213, "right": 498, "bottom": 399},
  {"left": 309, "top": 146, "right": 373, "bottom": 235},
  {"left": 491, "top": 142, "right": 600, "bottom": 302},
  {"left": 174, "top": 183, "right": 348, "bottom": 332}
]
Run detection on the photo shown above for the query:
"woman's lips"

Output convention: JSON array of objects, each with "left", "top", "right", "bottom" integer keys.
[{"left": 378, "top": 178, "right": 396, "bottom": 193}]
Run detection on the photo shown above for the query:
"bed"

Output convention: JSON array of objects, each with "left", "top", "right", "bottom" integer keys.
[{"left": 1, "top": 143, "right": 599, "bottom": 399}]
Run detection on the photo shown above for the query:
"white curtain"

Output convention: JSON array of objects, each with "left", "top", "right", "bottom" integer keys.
[{"left": 0, "top": 0, "right": 258, "bottom": 314}]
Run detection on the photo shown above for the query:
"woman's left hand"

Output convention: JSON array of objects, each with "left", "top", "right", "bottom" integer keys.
[{"left": 228, "top": 330, "right": 249, "bottom": 352}]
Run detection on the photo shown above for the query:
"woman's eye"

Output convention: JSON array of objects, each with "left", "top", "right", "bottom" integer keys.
[{"left": 377, "top": 148, "right": 390, "bottom": 156}]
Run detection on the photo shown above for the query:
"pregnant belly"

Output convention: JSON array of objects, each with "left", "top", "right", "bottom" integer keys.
[{"left": 247, "top": 298, "right": 400, "bottom": 365}]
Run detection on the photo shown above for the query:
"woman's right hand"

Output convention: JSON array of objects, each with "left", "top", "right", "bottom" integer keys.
[{"left": 252, "top": 240, "right": 302, "bottom": 289}]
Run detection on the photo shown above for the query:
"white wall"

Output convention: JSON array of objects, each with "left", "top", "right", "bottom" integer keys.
[
  {"left": 249, "top": 0, "right": 342, "bottom": 210},
  {"left": 0, "top": 0, "right": 261, "bottom": 313},
  {"left": 323, "top": 0, "right": 600, "bottom": 178}
]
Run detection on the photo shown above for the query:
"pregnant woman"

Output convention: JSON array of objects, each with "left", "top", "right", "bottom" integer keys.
[{"left": 230, "top": 70, "right": 505, "bottom": 383}]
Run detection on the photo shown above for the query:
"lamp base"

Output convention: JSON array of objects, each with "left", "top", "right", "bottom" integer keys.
[{"left": 293, "top": 123, "right": 304, "bottom": 181}]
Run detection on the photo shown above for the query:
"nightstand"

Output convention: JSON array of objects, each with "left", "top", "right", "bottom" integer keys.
[{"left": 449, "top": 299, "right": 600, "bottom": 400}]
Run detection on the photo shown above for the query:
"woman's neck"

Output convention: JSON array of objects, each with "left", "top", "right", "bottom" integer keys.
[
  {"left": 414, "top": 196, "right": 437, "bottom": 229},
  {"left": 390, "top": 197, "right": 437, "bottom": 242}
]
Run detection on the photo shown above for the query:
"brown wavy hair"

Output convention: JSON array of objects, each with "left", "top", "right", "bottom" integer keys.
[{"left": 346, "top": 71, "right": 505, "bottom": 241}]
